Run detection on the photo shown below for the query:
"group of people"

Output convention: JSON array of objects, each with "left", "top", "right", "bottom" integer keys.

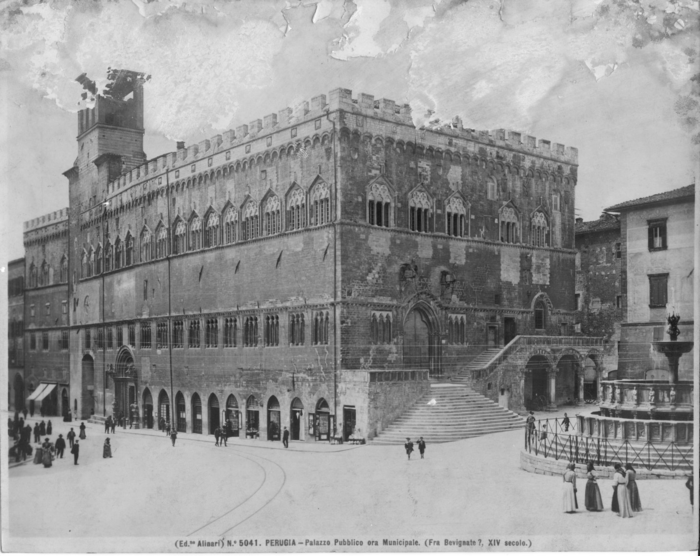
[
  {"left": 404, "top": 437, "right": 427, "bottom": 460},
  {"left": 563, "top": 462, "right": 643, "bottom": 517}
]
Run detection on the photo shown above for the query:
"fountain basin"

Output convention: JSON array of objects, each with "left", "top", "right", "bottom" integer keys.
[{"left": 651, "top": 341, "right": 694, "bottom": 383}]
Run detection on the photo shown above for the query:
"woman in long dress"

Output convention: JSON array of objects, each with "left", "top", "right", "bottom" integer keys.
[
  {"left": 39, "top": 420, "right": 46, "bottom": 436},
  {"left": 625, "top": 464, "right": 642, "bottom": 512},
  {"left": 613, "top": 463, "right": 633, "bottom": 517},
  {"left": 562, "top": 463, "right": 578, "bottom": 513},
  {"left": 79, "top": 422, "right": 86, "bottom": 440},
  {"left": 41, "top": 439, "right": 53, "bottom": 468},
  {"left": 47, "top": 420, "right": 52, "bottom": 435},
  {"left": 585, "top": 462, "right": 604, "bottom": 511},
  {"left": 103, "top": 438, "right": 113, "bottom": 458}
]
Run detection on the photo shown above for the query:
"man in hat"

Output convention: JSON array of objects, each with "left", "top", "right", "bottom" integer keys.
[
  {"left": 404, "top": 438, "right": 414, "bottom": 460},
  {"left": 55, "top": 434, "right": 66, "bottom": 459},
  {"left": 282, "top": 427, "right": 289, "bottom": 448},
  {"left": 67, "top": 427, "right": 76, "bottom": 449},
  {"left": 417, "top": 437, "right": 426, "bottom": 459},
  {"left": 71, "top": 440, "right": 80, "bottom": 465}
]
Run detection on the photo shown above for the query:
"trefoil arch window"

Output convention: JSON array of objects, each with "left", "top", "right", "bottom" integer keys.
[
  {"left": 189, "top": 215, "right": 202, "bottom": 251},
  {"left": 156, "top": 225, "right": 168, "bottom": 258},
  {"left": 531, "top": 211, "right": 549, "bottom": 247},
  {"left": 95, "top": 244, "right": 102, "bottom": 275},
  {"left": 204, "top": 212, "right": 219, "bottom": 248},
  {"left": 81, "top": 249, "right": 90, "bottom": 279},
  {"left": 173, "top": 221, "right": 186, "bottom": 255},
  {"left": 243, "top": 316, "right": 258, "bottom": 347},
  {"left": 60, "top": 256, "right": 68, "bottom": 283},
  {"left": 41, "top": 260, "right": 50, "bottom": 286},
  {"left": 205, "top": 318, "right": 218, "bottom": 348},
  {"left": 499, "top": 206, "right": 520, "bottom": 244},
  {"left": 29, "top": 263, "right": 37, "bottom": 288},
  {"left": 310, "top": 182, "right": 331, "bottom": 226},
  {"left": 367, "top": 182, "right": 392, "bottom": 227},
  {"left": 286, "top": 188, "right": 306, "bottom": 231},
  {"left": 264, "top": 315, "right": 279, "bottom": 346},
  {"left": 242, "top": 200, "right": 259, "bottom": 241},
  {"left": 448, "top": 315, "right": 466, "bottom": 345},
  {"left": 313, "top": 311, "right": 329, "bottom": 345},
  {"left": 224, "top": 317, "right": 237, "bottom": 347},
  {"left": 189, "top": 319, "right": 201, "bottom": 348},
  {"left": 370, "top": 311, "right": 392, "bottom": 345},
  {"left": 125, "top": 234, "right": 134, "bottom": 266},
  {"left": 263, "top": 195, "right": 281, "bottom": 236},
  {"left": 140, "top": 228, "right": 152, "bottom": 262},
  {"left": 289, "top": 313, "right": 305, "bottom": 346},
  {"left": 408, "top": 189, "right": 432, "bottom": 233},
  {"left": 224, "top": 207, "right": 238, "bottom": 244},
  {"left": 105, "top": 242, "right": 113, "bottom": 272},
  {"left": 445, "top": 196, "right": 468, "bottom": 238}
]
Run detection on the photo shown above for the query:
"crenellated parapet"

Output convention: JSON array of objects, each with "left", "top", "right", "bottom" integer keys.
[{"left": 23, "top": 208, "right": 70, "bottom": 247}]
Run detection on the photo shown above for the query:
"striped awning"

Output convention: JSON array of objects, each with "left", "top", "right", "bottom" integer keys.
[
  {"left": 34, "top": 383, "right": 56, "bottom": 402},
  {"left": 26, "top": 383, "right": 49, "bottom": 401}
]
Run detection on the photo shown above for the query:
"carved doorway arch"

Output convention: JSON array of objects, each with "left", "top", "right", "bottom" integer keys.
[{"left": 403, "top": 301, "right": 441, "bottom": 377}]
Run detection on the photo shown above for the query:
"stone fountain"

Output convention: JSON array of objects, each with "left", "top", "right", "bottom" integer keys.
[{"left": 651, "top": 311, "right": 694, "bottom": 384}]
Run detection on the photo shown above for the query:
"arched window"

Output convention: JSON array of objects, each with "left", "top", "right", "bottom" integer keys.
[
  {"left": 95, "top": 244, "right": 102, "bottom": 275},
  {"left": 263, "top": 195, "right": 281, "bottom": 236},
  {"left": 242, "top": 200, "right": 259, "bottom": 240},
  {"left": 140, "top": 228, "right": 152, "bottom": 262},
  {"left": 264, "top": 315, "right": 279, "bottom": 346},
  {"left": 104, "top": 242, "right": 113, "bottom": 272},
  {"left": 310, "top": 181, "right": 331, "bottom": 226},
  {"left": 204, "top": 211, "right": 219, "bottom": 248},
  {"left": 41, "top": 260, "right": 50, "bottom": 285},
  {"left": 531, "top": 211, "right": 549, "bottom": 247},
  {"left": 244, "top": 316, "right": 258, "bottom": 347},
  {"left": 29, "top": 263, "right": 37, "bottom": 288},
  {"left": 81, "top": 249, "right": 89, "bottom": 278},
  {"left": 156, "top": 225, "right": 168, "bottom": 258},
  {"left": 59, "top": 256, "right": 68, "bottom": 283},
  {"left": 224, "top": 317, "right": 237, "bottom": 347},
  {"left": 408, "top": 189, "right": 432, "bottom": 232},
  {"left": 173, "top": 221, "right": 186, "bottom": 255},
  {"left": 286, "top": 188, "right": 306, "bottom": 231},
  {"left": 313, "top": 311, "right": 329, "bottom": 345},
  {"left": 125, "top": 233, "right": 134, "bottom": 266},
  {"left": 289, "top": 313, "right": 305, "bottom": 346},
  {"left": 534, "top": 299, "right": 546, "bottom": 330},
  {"left": 224, "top": 207, "right": 238, "bottom": 244},
  {"left": 445, "top": 195, "right": 467, "bottom": 237},
  {"left": 370, "top": 312, "right": 391, "bottom": 345},
  {"left": 367, "top": 182, "right": 392, "bottom": 227},
  {"left": 499, "top": 205, "right": 520, "bottom": 244},
  {"left": 487, "top": 177, "right": 498, "bottom": 200},
  {"left": 114, "top": 238, "right": 123, "bottom": 269},
  {"left": 189, "top": 215, "right": 202, "bottom": 251},
  {"left": 448, "top": 315, "right": 466, "bottom": 344}
]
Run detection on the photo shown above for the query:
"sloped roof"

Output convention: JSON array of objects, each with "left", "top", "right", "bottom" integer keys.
[
  {"left": 605, "top": 184, "right": 695, "bottom": 213},
  {"left": 575, "top": 215, "right": 620, "bottom": 235}
]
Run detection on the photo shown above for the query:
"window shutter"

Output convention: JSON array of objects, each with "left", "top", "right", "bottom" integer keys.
[
  {"left": 648, "top": 225, "right": 654, "bottom": 250},
  {"left": 661, "top": 224, "right": 667, "bottom": 249}
]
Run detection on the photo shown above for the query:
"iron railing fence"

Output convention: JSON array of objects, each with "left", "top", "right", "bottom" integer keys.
[{"left": 524, "top": 418, "right": 693, "bottom": 472}]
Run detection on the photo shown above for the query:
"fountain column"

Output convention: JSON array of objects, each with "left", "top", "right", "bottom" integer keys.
[{"left": 547, "top": 368, "right": 557, "bottom": 410}]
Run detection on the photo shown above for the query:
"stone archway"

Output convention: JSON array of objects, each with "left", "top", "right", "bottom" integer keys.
[
  {"left": 114, "top": 347, "right": 137, "bottom": 424},
  {"left": 524, "top": 354, "right": 551, "bottom": 410},
  {"left": 556, "top": 353, "right": 581, "bottom": 406},
  {"left": 403, "top": 301, "right": 442, "bottom": 377},
  {"left": 81, "top": 354, "right": 95, "bottom": 419}
]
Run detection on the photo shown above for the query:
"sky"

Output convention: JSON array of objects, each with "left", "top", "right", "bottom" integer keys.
[{"left": 1, "top": 0, "right": 699, "bottom": 263}]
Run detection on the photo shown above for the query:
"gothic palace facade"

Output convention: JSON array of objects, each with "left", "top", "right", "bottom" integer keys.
[{"left": 16, "top": 70, "right": 581, "bottom": 441}]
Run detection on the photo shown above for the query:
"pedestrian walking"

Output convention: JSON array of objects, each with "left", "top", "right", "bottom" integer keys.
[
  {"left": 170, "top": 429, "right": 177, "bottom": 447},
  {"left": 159, "top": 417, "right": 165, "bottom": 432},
  {"left": 67, "top": 428, "right": 76, "bottom": 449},
  {"left": 41, "top": 438, "right": 53, "bottom": 468},
  {"left": 221, "top": 429, "right": 227, "bottom": 447},
  {"left": 584, "top": 462, "right": 604, "bottom": 511},
  {"left": 404, "top": 438, "right": 414, "bottom": 460},
  {"left": 562, "top": 413, "right": 570, "bottom": 432},
  {"left": 47, "top": 420, "right": 53, "bottom": 436},
  {"left": 282, "top": 427, "right": 289, "bottom": 448},
  {"left": 79, "top": 422, "right": 86, "bottom": 439},
  {"left": 22, "top": 407, "right": 28, "bottom": 420},
  {"left": 71, "top": 440, "right": 80, "bottom": 465},
  {"left": 165, "top": 421, "right": 171, "bottom": 437},
  {"left": 625, "top": 464, "right": 642, "bottom": 512},
  {"left": 33, "top": 423, "right": 40, "bottom": 443},
  {"left": 526, "top": 411, "right": 536, "bottom": 447},
  {"left": 55, "top": 434, "right": 66, "bottom": 459},
  {"left": 39, "top": 420, "right": 46, "bottom": 436},
  {"left": 105, "top": 416, "right": 111, "bottom": 434},
  {"left": 417, "top": 437, "right": 426, "bottom": 459},
  {"left": 103, "top": 438, "right": 113, "bottom": 458},
  {"left": 40, "top": 406, "right": 45, "bottom": 418},
  {"left": 562, "top": 462, "right": 578, "bottom": 513},
  {"left": 686, "top": 474, "right": 693, "bottom": 509},
  {"left": 612, "top": 463, "right": 633, "bottom": 518},
  {"left": 29, "top": 404, "right": 34, "bottom": 417},
  {"left": 110, "top": 417, "right": 116, "bottom": 434},
  {"left": 214, "top": 426, "right": 221, "bottom": 446}
]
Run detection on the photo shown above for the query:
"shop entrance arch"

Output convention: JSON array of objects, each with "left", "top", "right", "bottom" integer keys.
[
  {"left": 290, "top": 398, "right": 304, "bottom": 441},
  {"left": 225, "top": 395, "right": 240, "bottom": 437},
  {"left": 267, "top": 396, "right": 281, "bottom": 441},
  {"left": 142, "top": 388, "right": 154, "bottom": 429},
  {"left": 208, "top": 394, "right": 220, "bottom": 435}
]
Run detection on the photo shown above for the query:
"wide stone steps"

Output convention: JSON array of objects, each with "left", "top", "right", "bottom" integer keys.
[
  {"left": 371, "top": 383, "right": 526, "bottom": 445},
  {"left": 460, "top": 348, "right": 502, "bottom": 369}
]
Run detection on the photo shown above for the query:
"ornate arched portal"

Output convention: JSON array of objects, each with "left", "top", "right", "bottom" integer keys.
[
  {"left": 403, "top": 301, "right": 441, "bottom": 377},
  {"left": 81, "top": 354, "right": 95, "bottom": 419},
  {"left": 112, "top": 347, "right": 138, "bottom": 425}
]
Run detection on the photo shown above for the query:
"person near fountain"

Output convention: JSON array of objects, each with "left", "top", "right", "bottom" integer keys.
[
  {"left": 686, "top": 473, "right": 693, "bottom": 509},
  {"left": 584, "top": 462, "right": 604, "bottom": 511},
  {"left": 611, "top": 463, "right": 633, "bottom": 518},
  {"left": 562, "top": 463, "right": 578, "bottom": 513},
  {"left": 625, "top": 464, "right": 642, "bottom": 512}
]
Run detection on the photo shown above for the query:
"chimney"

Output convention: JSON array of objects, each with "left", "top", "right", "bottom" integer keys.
[
  {"left": 176, "top": 141, "right": 185, "bottom": 150},
  {"left": 576, "top": 217, "right": 583, "bottom": 224}
]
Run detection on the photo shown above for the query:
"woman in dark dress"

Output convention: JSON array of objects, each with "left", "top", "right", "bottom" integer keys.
[
  {"left": 625, "top": 464, "right": 642, "bottom": 511},
  {"left": 41, "top": 439, "right": 53, "bottom": 468},
  {"left": 39, "top": 420, "right": 46, "bottom": 436},
  {"left": 79, "top": 422, "right": 87, "bottom": 440},
  {"left": 47, "top": 420, "right": 52, "bottom": 436},
  {"left": 584, "top": 462, "right": 604, "bottom": 511},
  {"left": 611, "top": 463, "right": 625, "bottom": 513},
  {"left": 103, "top": 438, "right": 113, "bottom": 458}
]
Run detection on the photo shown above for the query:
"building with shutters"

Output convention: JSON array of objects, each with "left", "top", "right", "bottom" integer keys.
[
  {"left": 15, "top": 69, "right": 595, "bottom": 441},
  {"left": 605, "top": 184, "right": 695, "bottom": 380}
]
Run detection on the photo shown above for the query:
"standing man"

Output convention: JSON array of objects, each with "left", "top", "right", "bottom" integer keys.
[
  {"left": 22, "top": 407, "right": 28, "bottom": 420},
  {"left": 417, "top": 437, "right": 426, "bottom": 459},
  {"left": 55, "top": 434, "right": 66, "bottom": 459},
  {"left": 562, "top": 413, "right": 570, "bottom": 432},
  {"left": 170, "top": 428, "right": 177, "bottom": 447},
  {"left": 526, "top": 411, "right": 536, "bottom": 448},
  {"left": 110, "top": 416, "right": 116, "bottom": 434},
  {"left": 33, "top": 423, "right": 40, "bottom": 444},
  {"left": 104, "top": 416, "right": 111, "bottom": 434},
  {"left": 67, "top": 427, "right": 76, "bottom": 449},
  {"left": 221, "top": 429, "right": 228, "bottom": 447},
  {"left": 214, "top": 426, "right": 221, "bottom": 447},
  {"left": 282, "top": 427, "right": 289, "bottom": 449},
  {"left": 71, "top": 440, "right": 80, "bottom": 465},
  {"left": 404, "top": 438, "right": 414, "bottom": 460},
  {"left": 165, "top": 420, "right": 171, "bottom": 437}
]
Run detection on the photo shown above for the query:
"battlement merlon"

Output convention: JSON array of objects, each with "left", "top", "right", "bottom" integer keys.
[
  {"left": 101, "top": 87, "right": 579, "bottom": 194},
  {"left": 24, "top": 208, "right": 69, "bottom": 232}
]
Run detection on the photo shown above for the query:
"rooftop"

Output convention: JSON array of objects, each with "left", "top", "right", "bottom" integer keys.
[
  {"left": 575, "top": 214, "right": 620, "bottom": 235},
  {"left": 605, "top": 184, "right": 695, "bottom": 213}
]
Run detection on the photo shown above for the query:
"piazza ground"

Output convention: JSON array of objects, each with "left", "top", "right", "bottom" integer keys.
[{"left": 3, "top": 411, "right": 695, "bottom": 553}]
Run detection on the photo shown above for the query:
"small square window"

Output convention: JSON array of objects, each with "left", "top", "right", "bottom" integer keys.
[
  {"left": 226, "top": 151, "right": 231, "bottom": 160},
  {"left": 616, "top": 295, "right": 623, "bottom": 309},
  {"left": 291, "top": 127, "right": 297, "bottom": 138},
  {"left": 315, "top": 119, "right": 321, "bottom": 130},
  {"left": 261, "top": 170, "right": 267, "bottom": 180},
  {"left": 175, "top": 170, "right": 180, "bottom": 178},
  {"left": 208, "top": 158, "right": 213, "bottom": 167},
  {"left": 266, "top": 136, "right": 272, "bottom": 147},
  {"left": 190, "top": 164, "right": 196, "bottom": 173},
  {"left": 245, "top": 144, "right": 251, "bottom": 154}
]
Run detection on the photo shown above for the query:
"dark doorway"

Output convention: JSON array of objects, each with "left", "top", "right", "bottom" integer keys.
[
  {"left": 404, "top": 304, "right": 440, "bottom": 377},
  {"left": 315, "top": 398, "right": 330, "bottom": 441},
  {"left": 343, "top": 406, "right": 356, "bottom": 441},
  {"left": 487, "top": 325, "right": 498, "bottom": 347},
  {"left": 192, "top": 394, "right": 202, "bottom": 433},
  {"left": 176, "top": 392, "right": 186, "bottom": 432},
  {"left": 267, "top": 396, "right": 281, "bottom": 441},
  {"left": 525, "top": 355, "right": 550, "bottom": 410},
  {"left": 225, "top": 395, "right": 240, "bottom": 438},
  {"left": 61, "top": 388, "right": 69, "bottom": 418},
  {"left": 81, "top": 355, "right": 95, "bottom": 419},
  {"left": 290, "top": 398, "right": 303, "bottom": 441},
  {"left": 158, "top": 390, "right": 170, "bottom": 427},
  {"left": 246, "top": 396, "right": 260, "bottom": 437},
  {"left": 504, "top": 318, "right": 517, "bottom": 345},
  {"left": 208, "top": 394, "right": 220, "bottom": 434},
  {"left": 142, "top": 388, "right": 154, "bottom": 429}
]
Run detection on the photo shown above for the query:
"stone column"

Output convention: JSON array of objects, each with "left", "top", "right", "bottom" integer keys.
[
  {"left": 577, "top": 371, "right": 585, "bottom": 405},
  {"left": 547, "top": 368, "right": 557, "bottom": 411}
]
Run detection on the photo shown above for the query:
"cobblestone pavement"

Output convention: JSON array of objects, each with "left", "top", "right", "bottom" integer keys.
[{"left": 3, "top": 410, "right": 696, "bottom": 552}]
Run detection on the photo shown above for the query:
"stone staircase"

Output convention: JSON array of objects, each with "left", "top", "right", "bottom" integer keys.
[
  {"left": 371, "top": 383, "right": 526, "bottom": 445},
  {"left": 450, "top": 348, "right": 502, "bottom": 385}
]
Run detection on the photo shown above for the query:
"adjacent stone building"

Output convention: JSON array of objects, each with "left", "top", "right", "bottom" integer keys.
[
  {"left": 17, "top": 70, "right": 590, "bottom": 440},
  {"left": 8, "top": 258, "right": 25, "bottom": 411},
  {"left": 605, "top": 184, "right": 695, "bottom": 381}
]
